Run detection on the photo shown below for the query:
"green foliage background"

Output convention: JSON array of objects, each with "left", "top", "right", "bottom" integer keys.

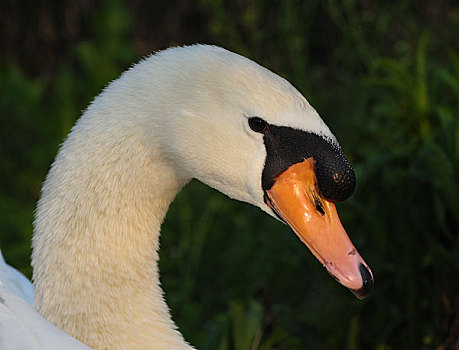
[{"left": 1, "top": 1, "right": 458, "bottom": 349}]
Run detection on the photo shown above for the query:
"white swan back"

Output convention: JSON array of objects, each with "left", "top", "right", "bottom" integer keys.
[{"left": 0, "top": 250, "right": 34, "bottom": 305}]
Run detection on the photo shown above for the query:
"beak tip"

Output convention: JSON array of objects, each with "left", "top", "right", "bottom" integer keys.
[{"left": 350, "top": 263, "right": 374, "bottom": 299}]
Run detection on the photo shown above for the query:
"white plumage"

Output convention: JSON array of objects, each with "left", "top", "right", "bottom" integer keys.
[
  {"left": 0, "top": 251, "right": 90, "bottom": 349},
  {"left": 0, "top": 45, "right": 341, "bottom": 349}
]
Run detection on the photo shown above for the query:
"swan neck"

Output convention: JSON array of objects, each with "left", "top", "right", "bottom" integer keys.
[{"left": 32, "top": 103, "right": 193, "bottom": 349}]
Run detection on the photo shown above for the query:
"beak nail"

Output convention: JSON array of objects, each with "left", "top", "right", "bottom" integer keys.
[{"left": 351, "top": 263, "right": 374, "bottom": 299}]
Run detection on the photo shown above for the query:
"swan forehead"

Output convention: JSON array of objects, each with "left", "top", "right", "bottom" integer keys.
[{"left": 157, "top": 45, "right": 336, "bottom": 143}]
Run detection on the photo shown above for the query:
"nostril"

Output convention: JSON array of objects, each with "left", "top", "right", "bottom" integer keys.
[
  {"left": 352, "top": 263, "right": 374, "bottom": 299},
  {"left": 314, "top": 197, "right": 325, "bottom": 216}
]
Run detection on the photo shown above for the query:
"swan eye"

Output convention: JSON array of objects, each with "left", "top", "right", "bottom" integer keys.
[{"left": 248, "top": 117, "right": 268, "bottom": 133}]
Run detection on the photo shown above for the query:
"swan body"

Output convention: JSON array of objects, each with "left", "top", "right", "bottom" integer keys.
[{"left": 1, "top": 45, "right": 373, "bottom": 349}]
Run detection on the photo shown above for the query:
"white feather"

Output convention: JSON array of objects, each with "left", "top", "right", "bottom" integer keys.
[
  {"left": 0, "top": 251, "right": 90, "bottom": 349},
  {"left": 2, "top": 45, "right": 337, "bottom": 349}
]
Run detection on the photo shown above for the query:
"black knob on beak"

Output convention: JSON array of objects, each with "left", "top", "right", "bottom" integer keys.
[{"left": 314, "top": 145, "right": 356, "bottom": 202}]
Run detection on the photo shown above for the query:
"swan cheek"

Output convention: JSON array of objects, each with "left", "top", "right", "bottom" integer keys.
[
  {"left": 245, "top": 146, "right": 270, "bottom": 210},
  {"left": 264, "top": 158, "right": 374, "bottom": 299}
]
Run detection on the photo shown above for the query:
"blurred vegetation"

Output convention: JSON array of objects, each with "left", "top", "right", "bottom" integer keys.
[{"left": 1, "top": 0, "right": 458, "bottom": 349}]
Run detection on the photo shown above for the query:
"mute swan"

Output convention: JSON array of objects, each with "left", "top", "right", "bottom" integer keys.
[{"left": 0, "top": 45, "right": 373, "bottom": 350}]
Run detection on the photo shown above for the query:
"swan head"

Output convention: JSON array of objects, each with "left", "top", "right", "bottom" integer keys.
[{"left": 154, "top": 45, "right": 373, "bottom": 298}]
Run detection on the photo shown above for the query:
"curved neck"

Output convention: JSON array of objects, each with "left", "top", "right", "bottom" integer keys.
[{"left": 31, "top": 96, "right": 193, "bottom": 349}]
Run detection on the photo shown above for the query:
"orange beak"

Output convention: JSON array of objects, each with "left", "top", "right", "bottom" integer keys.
[{"left": 265, "top": 158, "right": 373, "bottom": 299}]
